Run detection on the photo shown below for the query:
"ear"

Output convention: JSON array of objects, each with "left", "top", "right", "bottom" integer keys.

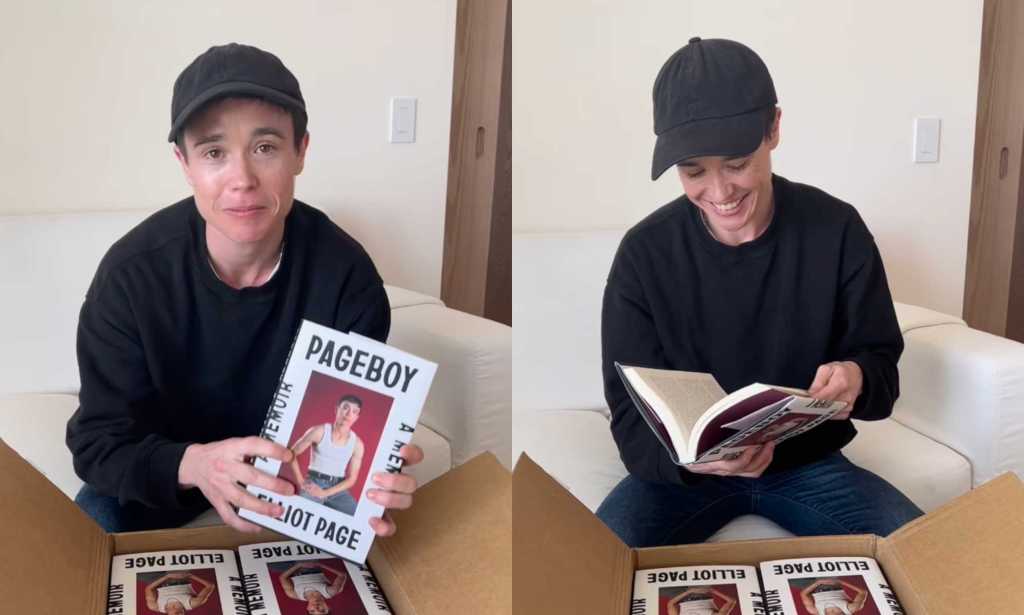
[
  {"left": 173, "top": 144, "right": 194, "bottom": 187},
  {"left": 767, "top": 107, "right": 782, "bottom": 151},
  {"left": 294, "top": 131, "right": 310, "bottom": 175}
]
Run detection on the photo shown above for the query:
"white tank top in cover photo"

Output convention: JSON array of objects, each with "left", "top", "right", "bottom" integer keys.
[
  {"left": 813, "top": 589, "right": 852, "bottom": 615},
  {"left": 292, "top": 572, "right": 337, "bottom": 600},
  {"left": 677, "top": 597, "right": 715, "bottom": 615},
  {"left": 157, "top": 583, "right": 194, "bottom": 612},
  {"left": 308, "top": 423, "right": 356, "bottom": 478}
]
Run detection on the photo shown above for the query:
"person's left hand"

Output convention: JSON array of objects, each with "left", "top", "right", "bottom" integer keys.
[
  {"left": 304, "top": 482, "right": 327, "bottom": 498},
  {"left": 365, "top": 444, "right": 423, "bottom": 536},
  {"left": 808, "top": 360, "right": 863, "bottom": 420}
]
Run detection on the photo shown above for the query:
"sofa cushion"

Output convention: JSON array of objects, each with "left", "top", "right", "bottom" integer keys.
[{"left": 0, "top": 393, "right": 452, "bottom": 510}]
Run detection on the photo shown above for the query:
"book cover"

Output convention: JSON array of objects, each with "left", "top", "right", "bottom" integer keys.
[
  {"left": 632, "top": 564, "right": 764, "bottom": 615},
  {"left": 238, "top": 540, "right": 392, "bottom": 615},
  {"left": 107, "top": 550, "right": 244, "bottom": 615},
  {"left": 240, "top": 320, "right": 437, "bottom": 563},
  {"left": 759, "top": 557, "right": 905, "bottom": 615}
]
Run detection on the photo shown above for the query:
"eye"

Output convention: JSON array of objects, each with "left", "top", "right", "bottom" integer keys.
[
  {"left": 255, "top": 143, "right": 276, "bottom": 154},
  {"left": 726, "top": 159, "right": 751, "bottom": 171},
  {"left": 684, "top": 168, "right": 704, "bottom": 179},
  {"left": 202, "top": 148, "right": 223, "bottom": 160}
]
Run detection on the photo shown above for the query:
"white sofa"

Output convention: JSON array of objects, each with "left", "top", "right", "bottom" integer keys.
[
  {"left": 512, "top": 230, "right": 1024, "bottom": 541},
  {"left": 0, "top": 210, "right": 512, "bottom": 522}
]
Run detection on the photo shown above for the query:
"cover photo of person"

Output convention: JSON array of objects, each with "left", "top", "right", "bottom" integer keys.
[
  {"left": 280, "top": 371, "right": 394, "bottom": 516},
  {"left": 135, "top": 569, "right": 220, "bottom": 614},
  {"left": 788, "top": 576, "right": 879, "bottom": 615},
  {"left": 659, "top": 584, "right": 739, "bottom": 615},
  {"left": 268, "top": 559, "right": 380, "bottom": 615}
]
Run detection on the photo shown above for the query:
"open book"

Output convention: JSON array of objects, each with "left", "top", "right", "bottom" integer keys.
[
  {"left": 615, "top": 363, "right": 846, "bottom": 465},
  {"left": 633, "top": 556, "right": 904, "bottom": 615}
]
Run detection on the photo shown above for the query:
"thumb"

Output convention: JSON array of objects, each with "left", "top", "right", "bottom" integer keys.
[{"left": 807, "top": 364, "right": 833, "bottom": 396}]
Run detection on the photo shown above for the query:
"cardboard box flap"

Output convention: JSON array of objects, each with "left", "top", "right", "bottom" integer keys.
[
  {"left": 513, "top": 453, "right": 632, "bottom": 615},
  {"left": 369, "top": 452, "right": 510, "bottom": 615},
  {"left": 883, "top": 472, "right": 1024, "bottom": 614},
  {"left": 0, "top": 438, "right": 110, "bottom": 613}
]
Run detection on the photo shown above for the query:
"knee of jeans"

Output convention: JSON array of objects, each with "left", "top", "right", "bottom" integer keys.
[{"left": 74, "top": 485, "right": 124, "bottom": 532}]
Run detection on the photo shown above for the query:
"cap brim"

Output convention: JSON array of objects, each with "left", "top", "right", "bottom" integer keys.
[
  {"left": 651, "top": 108, "right": 766, "bottom": 180},
  {"left": 167, "top": 81, "right": 307, "bottom": 142}
]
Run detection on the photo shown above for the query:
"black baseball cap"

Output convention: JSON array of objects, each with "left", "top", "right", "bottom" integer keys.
[
  {"left": 651, "top": 37, "right": 777, "bottom": 180},
  {"left": 168, "top": 43, "right": 306, "bottom": 142}
]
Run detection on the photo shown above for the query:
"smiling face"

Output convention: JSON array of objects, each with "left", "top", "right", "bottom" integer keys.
[
  {"left": 174, "top": 97, "right": 308, "bottom": 252},
  {"left": 676, "top": 108, "right": 781, "bottom": 246}
]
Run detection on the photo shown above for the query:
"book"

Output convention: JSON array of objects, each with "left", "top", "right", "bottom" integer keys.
[
  {"left": 615, "top": 363, "right": 847, "bottom": 465},
  {"left": 106, "top": 543, "right": 393, "bottom": 615},
  {"left": 632, "top": 564, "right": 764, "bottom": 615},
  {"left": 238, "top": 540, "right": 392, "bottom": 614},
  {"left": 240, "top": 320, "right": 437, "bottom": 564},
  {"left": 108, "top": 549, "right": 246, "bottom": 615},
  {"left": 633, "top": 557, "right": 906, "bottom": 615},
  {"left": 759, "top": 557, "right": 905, "bottom": 614}
]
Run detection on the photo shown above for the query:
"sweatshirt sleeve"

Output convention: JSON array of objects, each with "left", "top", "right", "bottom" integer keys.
[
  {"left": 66, "top": 272, "right": 197, "bottom": 509},
  {"left": 602, "top": 240, "right": 697, "bottom": 486},
  {"left": 835, "top": 213, "right": 904, "bottom": 421},
  {"left": 332, "top": 255, "right": 391, "bottom": 343}
]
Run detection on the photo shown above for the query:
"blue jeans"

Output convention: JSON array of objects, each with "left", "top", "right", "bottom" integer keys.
[
  {"left": 595, "top": 452, "right": 923, "bottom": 547},
  {"left": 302, "top": 470, "right": 358, "bottom": 515},
  {"left": 74, "top": 484, "right": 209, "bottom": 533}
]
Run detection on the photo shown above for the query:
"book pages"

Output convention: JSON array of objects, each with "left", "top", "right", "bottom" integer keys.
[
  {"left": 759, "top": 557, "right": 905, "bottom": 614},
  {"left": 623, "top": 366, "right": 725, "bottom": 453},
  {"left": 632, "top": 564, "right": 764, "bottom": 615},
  {"left": 240, "top": 320, "right": 437, "bottom": 564},
  {"left": 108, "top": 549, "right": 242, "bottom": 615},
  {"left": 238, "top": 540, "right": 391, "bottom": 615}
]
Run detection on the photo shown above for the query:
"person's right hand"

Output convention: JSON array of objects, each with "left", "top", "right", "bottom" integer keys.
[
  {"left": 685, "top": 441, "right": 776, "bottom": 478},
  {"left": 178, "top": 436, "right": 296, "bottom": 532}
]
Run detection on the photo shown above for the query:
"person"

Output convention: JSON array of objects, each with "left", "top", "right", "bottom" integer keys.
[
  {"left": 289, "top": 394, "right": 366, "bottom": 515},
  {"left": 666, "top": 587, "right": 736, "bottom": 615},
  {"left": 799, "top": 578, "right": 867, "bottom": 615},
  {"left": 66, "top": 43, "right": 421, "bottom": 535},
  {"left": 596, "top": 37, "right": 924, "bottom": 547},
  {"left": 279, "top": 561, "right": 347, "bottom": 615},
  {"left": 145, "top": 571, "right": 214, "bottom": 614}
]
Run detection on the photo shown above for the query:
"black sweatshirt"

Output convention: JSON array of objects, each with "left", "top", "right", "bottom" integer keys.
[
  {"left": 66, "top": 198, "right": 390, "bottom": 510},
  {"left": 602, "top": 174, "right": 903, "bottom": 485}
]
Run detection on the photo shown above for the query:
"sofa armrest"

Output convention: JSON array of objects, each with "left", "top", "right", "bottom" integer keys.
[
  {"left": 387, "top": 291, "right": 513, "bottom": 469},
  {"left": 894, "top": 306, "right": 1024, "bottom": 486}
]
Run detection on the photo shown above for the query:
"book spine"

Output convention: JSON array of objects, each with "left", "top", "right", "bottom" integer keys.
[{"left": 256, "top": 321, "right": 303, "bottom": 441}]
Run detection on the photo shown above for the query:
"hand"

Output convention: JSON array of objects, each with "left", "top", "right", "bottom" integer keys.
[
  {"left": 178, "top": 436, "right": 296, "bottom": 532},
  {"left": 366, "top": 444, "right": 423, "bottom": 536},
  {"left": 304, "top": 483, "right": 328, "bottom": 498},
  {"left": 808, "top": 360, "right": 863, "bottom": 420},
  {"left": 687, "top": 442, "right": 775, "bottom": 478}
]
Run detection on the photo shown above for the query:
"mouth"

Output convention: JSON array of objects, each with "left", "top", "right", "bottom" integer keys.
[
  {"left": 222, "top": 205, "right": 266, "bottom": 218},
  {"left": 704, "top": 192, "right": 749, "bottom": 216}
]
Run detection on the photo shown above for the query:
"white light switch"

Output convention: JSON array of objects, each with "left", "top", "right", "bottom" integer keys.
[
  {"left": 389, "top": 97, "right": 417, "bottom": 143},
  {"left": 913, "top": 117, "right": 940, "bottom": 163}
]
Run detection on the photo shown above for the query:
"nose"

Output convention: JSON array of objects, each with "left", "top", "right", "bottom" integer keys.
[
  {"left": 703, "top": 171, "right": 732, "bottom": 203},
  {"left": 227, "top": 152, "right": 258, "bottom": 191}
]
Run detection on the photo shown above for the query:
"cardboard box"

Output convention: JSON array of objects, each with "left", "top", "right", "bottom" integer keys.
[
  {"left": 513, "top": 454, "right": 1024, "bottom": 615},
  {"left": 0, "top": 439, "right": 510, "bottom": 615}
]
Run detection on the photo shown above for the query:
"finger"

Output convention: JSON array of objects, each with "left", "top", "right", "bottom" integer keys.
[
  {"left": 211, "top": 496, "right": 263, "bottom": 533},
  {"left": 225, "top": 482, "right": 286, "bottom": 519},
  {"left": 230, "top": 460, "right": 296, "bottom": 496},
  {"left": 235, "top": 436, "right": 295, "bottom": 463},
  {"left": 399, "top": 444, "right": 424, "bottom": 466},
  {"left": 372, "top": 471, "right": 417, "bottom": 494},
  {"left": 369, "top": 515, "right": 397, "bottom": 537},
  {"left": 687, "top": 446, "right": 760, "bottom": 475},
  {"left": 367, "top": 489, "right": 413, "bottom": 510},
  {"left": 807, "top": 364, "right": 835, "bottom": 396}
]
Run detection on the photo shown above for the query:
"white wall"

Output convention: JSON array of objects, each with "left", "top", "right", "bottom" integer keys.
[
  {"left": 513, "top": 0, "right": 983, "bottom": 317},
  {"left": 0, "top": 0, "right": 456, "bottom": 297}
]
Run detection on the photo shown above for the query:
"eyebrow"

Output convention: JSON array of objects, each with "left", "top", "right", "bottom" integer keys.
[
  {"left": 678, "top": 154, "right": 750, "bottom": 167},
  {"left": 190, "top": 127, "right": 285, "bottom": 148}
]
